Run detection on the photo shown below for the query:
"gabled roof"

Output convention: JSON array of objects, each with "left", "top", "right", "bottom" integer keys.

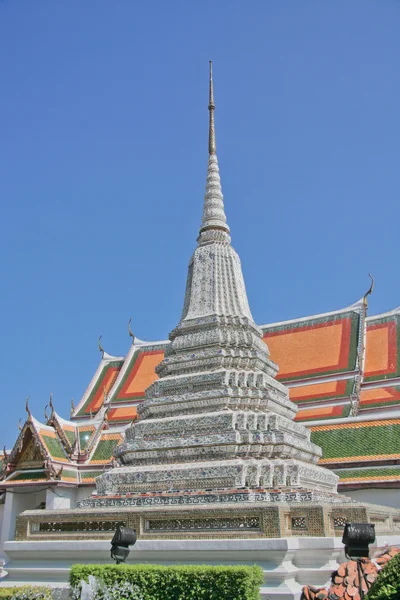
[
  {"left": 109, "top": 341, "right": 166, "bottom": 404},
  {"left": 87, "top": 431, "right": 124, "bottom": 465},
  {"left": 364, "top": 307, "right": 400, "bottom": 383},
  {"left": 261, "top": 300, "right": 364, "bottom": 383},
  {"left": 73, "top": 352, "right": 124, "bottom": 418},
  {"left": 0, "top": 407, "right": 125, "bottom": 488}
]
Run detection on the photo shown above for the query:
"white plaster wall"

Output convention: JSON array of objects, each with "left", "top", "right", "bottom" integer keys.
[
  {"left": 0, "top": 503, "right": 5, "bottom": 553},
  {"left": 345, "top": 487, "right": 400, "bottom": 509},
  {"left": 75, "top": 486, "right": 95, "bottom": 504},
  {"left": 46, "top": 488, "right": 77, "bottom": 511},
  {"left": 0, "top": 489, "right": 46, "bottom": 558}
]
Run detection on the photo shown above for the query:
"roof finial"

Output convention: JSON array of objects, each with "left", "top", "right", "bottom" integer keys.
[
  {"left": 208, "top": 61, "right": 216, "bottom": 155},
  {"left": 44, "top": 405, "right": 49, "bottom": 421},
  {"left": 363, "top": 273, "right": 374, "bottom": 307},
  {"left": 128, "top": 317, "right": 135, "bottom": 344},
  {"left": 70, "top": 398, "right": 75, "bottom": 417},
  {"left": 98, "top": 335, "right": 105, "bottom": 358},
  {"left": 25, "top": 396, "right": 31, "bottom": 418},
  {"left": 49, "top": 392, "right": 54, "bottom": 415}
]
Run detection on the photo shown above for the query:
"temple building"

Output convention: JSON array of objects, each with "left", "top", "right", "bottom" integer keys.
[
  {"left": 2, "top": 300, "right": 399, "bottom": 538},
  {"left": 0, "top": 63, "right": 399, "bottom": 597}
]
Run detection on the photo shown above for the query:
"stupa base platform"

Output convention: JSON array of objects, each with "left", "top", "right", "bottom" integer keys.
[
  {"left": 14, "top": 491, "right": 400, "bottom": 541},
  {"left": 3, "top": 536, "right": 400, "bottom": 600}
]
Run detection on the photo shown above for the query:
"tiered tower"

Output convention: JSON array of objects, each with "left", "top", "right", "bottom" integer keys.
[{"left": 94, "top": 62, "right": 339, "bottom": 504}]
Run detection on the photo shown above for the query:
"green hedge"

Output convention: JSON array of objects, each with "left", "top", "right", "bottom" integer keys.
[
  {"left": 0, "top": 587, "right": 52, "bottom": 599},
  {"left": 367, "top": 553, "right": 400, "bottom": 600},
  {"left": 70, "top": 563, "right": 264, "bottom": 600}
]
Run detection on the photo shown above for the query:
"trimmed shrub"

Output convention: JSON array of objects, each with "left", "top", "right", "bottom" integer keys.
[
  {"left": 367, "top": 552, "right": 400, "bottom": 600},
  {"left": 70, "top": 563, "right": 264, "bottom": 600},
  {"left": 0, "top": 587, "right": 52, "bottom": 600}
]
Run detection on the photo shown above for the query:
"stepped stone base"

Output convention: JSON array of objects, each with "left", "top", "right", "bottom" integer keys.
[
  {"left": 15, "top": 494, "right": 400, "bottom": 541},
  {"left": 3, "top": 536, "right": 400, "bottom": 600}
]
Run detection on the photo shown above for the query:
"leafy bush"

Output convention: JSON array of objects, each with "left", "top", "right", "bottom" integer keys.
[
  {"left": 71, "top": 576, "right": 143, "bottom": 600},
  {"left": 0, "top": 587, "right": 52, "bottom": 600},
  {"left": 70, "top": 563, "right": 264, "bottom": 600},
  {"left": 367, "top": 552, "right": 400, "bottom": 600}
]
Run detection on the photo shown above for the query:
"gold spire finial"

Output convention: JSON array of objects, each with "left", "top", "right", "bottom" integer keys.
[
  {"left": 208, "top": 61, "right": 216, "bottom": 155},
  {"left": 128, "top": 317, "right": 135, "bottom": 344}
]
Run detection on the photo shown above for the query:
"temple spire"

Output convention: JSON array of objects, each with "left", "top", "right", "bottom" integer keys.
[
  {"left": 208, "top": 61, "right": 216, "bottom": 155},
  {"left": 198, "top": 62, "right": 230, "bottom": 245}
]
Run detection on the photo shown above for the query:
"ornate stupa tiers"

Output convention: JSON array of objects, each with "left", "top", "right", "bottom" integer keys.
[{"left": 93, "top": 63, "right": 339, "bottom": 502}]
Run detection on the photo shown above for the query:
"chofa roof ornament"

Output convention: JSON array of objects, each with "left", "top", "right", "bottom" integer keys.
[
  {"left": 363, "top": 273, "right": 374, "bottom": 307},
  {"left": 25, "top": 396, "right": 31, "bottom": 418},
  {"left": 98, "top": 335, "right": 105, "bottom": 358},
  {"left": 128, "top": 318, "right": 135, "bottom": 345}
]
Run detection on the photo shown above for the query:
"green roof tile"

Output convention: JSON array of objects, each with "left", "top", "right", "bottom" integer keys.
[{"left": 311, "top": 422, "right": 400, "bottom": 461}]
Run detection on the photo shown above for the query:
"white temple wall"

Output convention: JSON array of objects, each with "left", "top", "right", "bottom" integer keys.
[
  {"left": 45, "top": 488, "right": 77, "bottom": 510},
  {"left": 0, "top": 489, "right": 46, "bottom": 558},
  {"left": 345, "top": 487, "right": 400, "bottom": 509},
  {"left": 0, "top": 502, "right": 5, "bottom": 554},
  {"left": 75, "top": 486, "right": 95, "bottom": 504}
]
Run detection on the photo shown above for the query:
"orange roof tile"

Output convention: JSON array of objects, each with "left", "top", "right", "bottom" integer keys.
[
  {"left": 365, "top": 319, "right": 399, "bottom": 381},
  {"left": 263, "top": 313, "right": 359, "bottom": 381},
  {"left": 108, "top": 406, "right": 138, "bottom": 422}
]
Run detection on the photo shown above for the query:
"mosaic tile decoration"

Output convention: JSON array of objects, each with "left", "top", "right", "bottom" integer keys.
[
  {"left": 262, "top": 311, "right": 360, "bottom": 382},
  {"left": 364, "top": 314, "right": 400, "bottom": 382}
]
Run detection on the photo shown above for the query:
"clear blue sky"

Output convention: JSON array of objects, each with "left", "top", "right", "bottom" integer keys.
[{"left": 1, "top": 1, "right": 399, "bottom": 447}]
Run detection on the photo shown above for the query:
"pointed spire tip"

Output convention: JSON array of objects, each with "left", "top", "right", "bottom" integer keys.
[{"left": 208, "top": 61, "right": 216, "bottom": 155}]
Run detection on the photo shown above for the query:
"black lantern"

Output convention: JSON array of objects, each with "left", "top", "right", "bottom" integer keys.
[
  {"left": 342, "top": 523, "right": 375, "bottom": 559},
  {"left": 110, "top": 526, "right": 137, "bottom": 564}
]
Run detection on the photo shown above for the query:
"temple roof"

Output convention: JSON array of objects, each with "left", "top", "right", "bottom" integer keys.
[{"left": 0, "top": 409, "right": 126, "bottom": 488}]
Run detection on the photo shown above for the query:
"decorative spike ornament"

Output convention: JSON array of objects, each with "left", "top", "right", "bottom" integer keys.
[
  {"left": 128, "top": 317, "right": 135, "bottom": 344},
  {"left": 25, "top": 396, "right": 31, "bottom": 418},
  {"left": 98, "top": 335, "right": 105, "bottom": 358},
  {"left": 363, "top": 273, "right": 375, "bottom": 307}
]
